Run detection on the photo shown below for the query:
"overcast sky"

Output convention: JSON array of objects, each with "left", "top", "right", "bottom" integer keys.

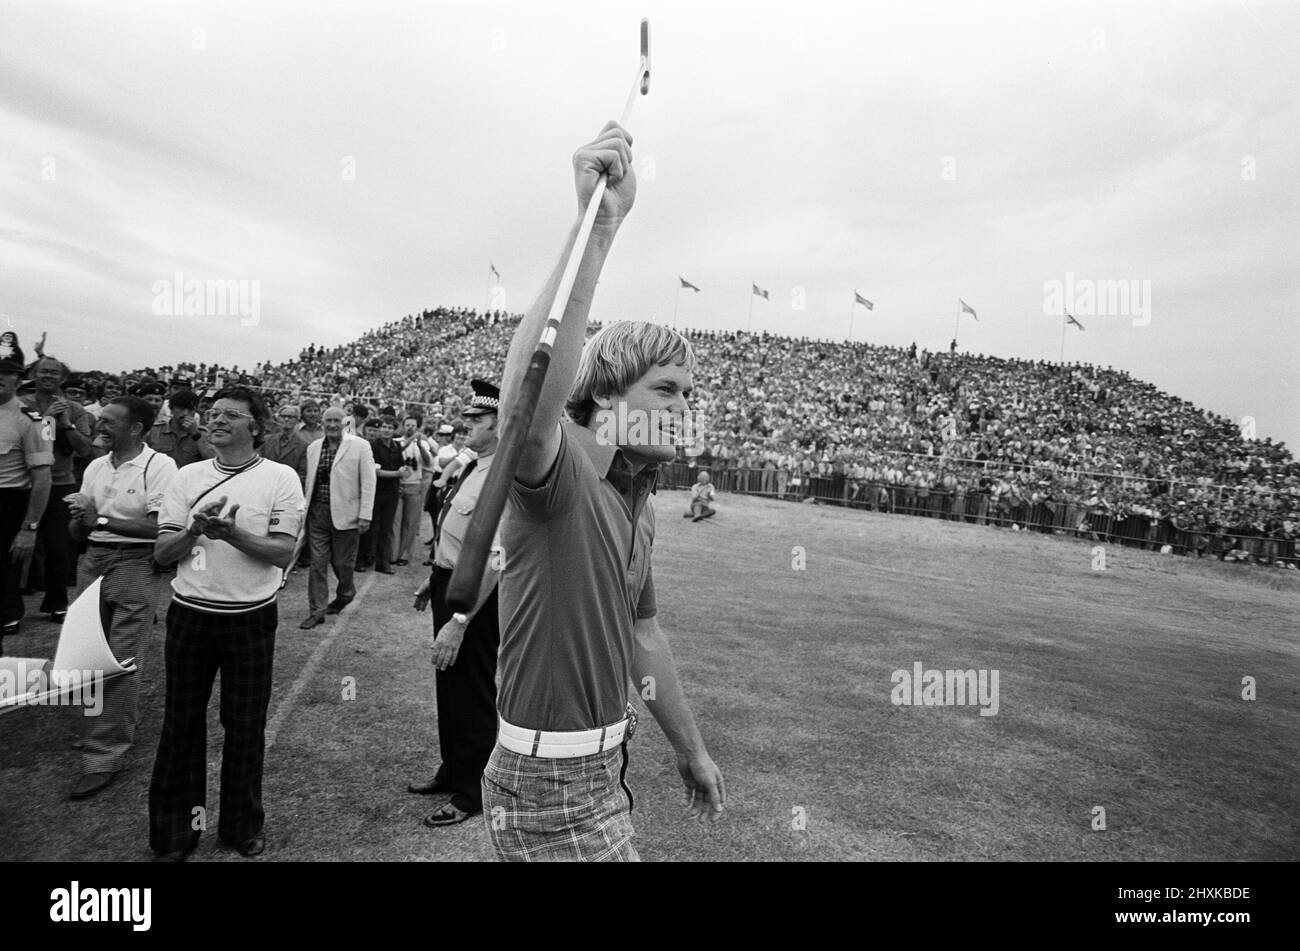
[{"left": 1, "top": 0, "right": 1296, "bottom": 447}]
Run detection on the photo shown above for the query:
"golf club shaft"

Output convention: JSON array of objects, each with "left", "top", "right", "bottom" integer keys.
[{"left": 446, "top": 53, "right": 649, "bottom": 614}]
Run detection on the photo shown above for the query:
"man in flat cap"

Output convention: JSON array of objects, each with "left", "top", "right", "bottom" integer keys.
[{"left": 409, "top": 379, "right": 502, "bottom": 827}]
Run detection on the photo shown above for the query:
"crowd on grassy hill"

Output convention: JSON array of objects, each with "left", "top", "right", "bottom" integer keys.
[{"left": 9, "top": 305, "right": 1298, "bottom": 566}]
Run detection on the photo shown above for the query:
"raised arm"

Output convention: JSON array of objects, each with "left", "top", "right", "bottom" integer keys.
[{"left": 500, "top": 122, "right": 636, "bottom": 487}]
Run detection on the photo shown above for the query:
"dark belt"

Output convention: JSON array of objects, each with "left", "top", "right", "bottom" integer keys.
[{"left": 88, "top": 540, "right": 155, "bottom": 550}]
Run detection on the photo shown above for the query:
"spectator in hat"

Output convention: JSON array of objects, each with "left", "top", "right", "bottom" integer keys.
[
  {"left": 132, "top": 382, "right": 167, "bottom": 413},
  {"left": 408, "top": 378, "right": 502, "bottom": 826},
  {"left": 0, "top": 331, "right": 25, "bottom": 368},
  {"left": 147, "top": 389, "right": 215, "bottom": 468}
]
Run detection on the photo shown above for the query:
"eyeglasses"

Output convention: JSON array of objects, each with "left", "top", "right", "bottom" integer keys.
[{"left": 206, "top": 409, "right": 255, "bottom": 423}]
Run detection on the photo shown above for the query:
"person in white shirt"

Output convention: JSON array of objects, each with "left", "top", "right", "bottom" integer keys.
[
  {"left": 65, "top": 395, "right": 178, "bottom": 800},
  {"left": 148, "top": 387, "right": 304, "bottom": 861}
]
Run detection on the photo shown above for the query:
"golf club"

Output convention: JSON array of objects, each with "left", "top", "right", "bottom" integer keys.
[{"left": 446, "top": 19, "right": 651, "bottom": 614}]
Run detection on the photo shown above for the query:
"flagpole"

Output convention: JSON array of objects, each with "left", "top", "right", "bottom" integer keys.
[
  {"left": 747, "top": 291, "right": 754, "bottom": 333},
  {"left": 954, "top": 299, "right": 960, "bottom": 345},
  {"left": 848, "top": 295, "right": 855, "bottom": 342},
  {"left": 673, "top": 283, "right": 681, "bottom": 329}
]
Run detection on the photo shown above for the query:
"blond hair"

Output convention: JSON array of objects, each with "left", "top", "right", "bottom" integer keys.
[{"left": 565, "top": 322, "right": 696, "bottom": 426}]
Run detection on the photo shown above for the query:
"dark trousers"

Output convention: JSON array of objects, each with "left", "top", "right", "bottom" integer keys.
[
  {"left": 149, "top": 600, "right": 277, "bottom": 854},
  {"left": 306, "top": 500, "right": 358, "bottom": 615},
  {"left": 36, "top": 483, "right": 76, "bottom": 613},
  {"left": 1, "top": 487, "right": 30, "bottom": 632},
  {"left": 368, "top": 489, "right": 399, "bottom": 570},
  {"left": 430, "top": 566, "right": 500, "bottom": 812}
]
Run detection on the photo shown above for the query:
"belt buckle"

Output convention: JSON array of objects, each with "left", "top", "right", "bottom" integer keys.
[{"left": 623, "top": 701, "right": 638, "bottom": 744}]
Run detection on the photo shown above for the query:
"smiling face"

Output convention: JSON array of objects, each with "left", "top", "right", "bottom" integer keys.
[
  {"left": 32, "top": 358, "right": 65, "bottom": 394},
  {"left": 205, "top": 397, "right": 257, "bottom": 454},
  {"left": 594, "top": 362, "right": 694, "bottom": 467},
  {"left": 322, "top": 407, "right": 346, "bottom": 440},
  {"left": 96, "top": 402, "right": 142, "bottom": 451}
]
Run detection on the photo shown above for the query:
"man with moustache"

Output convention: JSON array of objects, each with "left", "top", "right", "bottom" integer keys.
[
  {"left": 300, "top": 406, "right": 375, "bottom": 629},
  {"left": 65, "top": 395, "right": 178, "bottom": 799},
  {"left": 408, "top": 380, "right": 502, "bottom": 826}
]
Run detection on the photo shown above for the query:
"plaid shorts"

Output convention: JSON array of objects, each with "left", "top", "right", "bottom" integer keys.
[{"left": 482, "top": 743, "right": 639, "bottom": 862}]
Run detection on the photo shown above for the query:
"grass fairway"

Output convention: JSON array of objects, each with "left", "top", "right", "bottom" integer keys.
[{"left": 2, "top": 489, "right": 1297, "bottom": 862}]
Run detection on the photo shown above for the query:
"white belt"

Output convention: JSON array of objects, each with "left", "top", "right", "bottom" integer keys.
[{"left": 497, "top": 716, "right": 629, "bottom": 759}]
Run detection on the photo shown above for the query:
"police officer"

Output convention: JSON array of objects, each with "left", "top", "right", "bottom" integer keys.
[
  {"left": 0, "top": 357, "right": 54, "bottom": 645},
  {"left": 23, "top": 356, "right": 93, "bottom": 622},
  {"left": 407, "top": 380, "right": 502, "bottom": 827}
]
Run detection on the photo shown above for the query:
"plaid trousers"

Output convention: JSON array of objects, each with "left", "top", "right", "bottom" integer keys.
[
  {"left": 482, "top": 743, "right": 639, "bottom": 862},
  {"left": 148, "top": 600, "right": 277, "bottom": 853},
  {"left": 75, "top": 545, "right": 160, "bottom": 776}
]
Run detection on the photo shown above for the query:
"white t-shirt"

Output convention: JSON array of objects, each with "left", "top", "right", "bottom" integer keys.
[
  {"left": 158, "top": 456, "right": 305, "bottom": 614},
  {"left": 79, "top": 446, "right": 179, "bottom": 544}
]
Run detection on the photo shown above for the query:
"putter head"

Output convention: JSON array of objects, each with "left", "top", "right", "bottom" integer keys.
[{"left": 640, "top": 18, "right": 650, "bottom": 95}]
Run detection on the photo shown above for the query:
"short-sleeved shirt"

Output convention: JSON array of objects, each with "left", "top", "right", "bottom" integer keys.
[
  {"left": 0, "top": 397, "right": 54, "bottom": 488},
  {"left": 79, "top": 446, "right": 179, "bottom": 543},
  {"left": 148, "top": 422, "right": 214, "bottom": 469},
  {"left": 497, "top": 419, "right": 658, "bottom": 732},
  {"left": 22, "top": 394, "right": 91, "bottom": 485},
  {"left": 434, "top": 452, "right": 495, "bottom": 570},
  {"left": 157, "top": 456, "right": 305, "bottom": 614}
]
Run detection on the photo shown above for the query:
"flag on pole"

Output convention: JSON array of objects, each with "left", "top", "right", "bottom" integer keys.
[
  {"left": 853, "top": 291, "right": 874, "bottom": 310},
  {"left": 1066, "top": 312, "right": 1085, "bottom": 330},
  {"left": 752, "top": 283, "right": 769, "bottom": 300},
  {"left": 489, "top": 262, "right": 500, "bottom": 281},
  {"left": 680, "top": 277, "right": 701, "bottom": 292},
  {"left": 959, "top": 298, "right": 978, "bottom": 321}
]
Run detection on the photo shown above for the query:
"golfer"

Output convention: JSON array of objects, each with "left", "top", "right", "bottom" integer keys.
[{"left": 486, "top": 121, "right": 725, "bottom": 861}]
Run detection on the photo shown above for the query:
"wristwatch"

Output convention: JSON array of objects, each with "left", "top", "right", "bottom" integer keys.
[
  {"left": 96, "top": 516, "right": 110, "bottom": 530},
  {"left": 24, "top": 521, "right": 39, "bottom": 531},
  {"left": 452, "top": 612, "right": 469, "bottom": 625}
]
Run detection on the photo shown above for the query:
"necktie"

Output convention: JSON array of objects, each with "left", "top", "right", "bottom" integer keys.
[{"left": 434, "top": 459, "right": 477, "bottom": 548}]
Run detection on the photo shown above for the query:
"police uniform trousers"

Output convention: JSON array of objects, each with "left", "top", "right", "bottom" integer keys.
[
  {"left": 75, "top": 544, "right": 160, "bottom": 776},
  {"left": 429, "top": 565, "right": 500, "bottom": 812},
  {"left": 148, "top": 600, "right": 277, "bottom": 854},
  {"left": 0, "top": 487, "right": 29, "bottom": 636}
]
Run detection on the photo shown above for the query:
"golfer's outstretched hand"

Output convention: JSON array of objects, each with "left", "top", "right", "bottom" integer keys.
[
  {"left": 574, "top": 121, "right": 635, "bottom": 231},
  {"left": 677, "top": 751, "right": 726, "bottom": 822}
]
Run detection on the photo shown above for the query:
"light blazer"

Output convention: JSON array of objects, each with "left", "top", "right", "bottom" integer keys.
[{"left": 304, "top": 433, "right": 377, "bottom": 529}]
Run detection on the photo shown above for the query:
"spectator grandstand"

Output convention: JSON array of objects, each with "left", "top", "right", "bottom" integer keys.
[{"left": 54, "top": 306, "right": 1300, "bottom": 568}]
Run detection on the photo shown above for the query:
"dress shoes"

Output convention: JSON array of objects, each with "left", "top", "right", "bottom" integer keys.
[
  {"left": 375, "top": 567, "right": 396, "bottom": 575},
  {"left": 152, "top": 849, "right": 191, "bottom": 862},
  {"left": 325, "top": 598, "right": 351, "bottom": 615},
  {"left": 407, "top": 777, "right": 452, "bottom": 795},
  {"left": 299, "top": 615, "right": 325, "bottom": 630},
  {"left": 219, "top": 833, "right": 266, "bottom": 857},
  {"left": 70, "top": 771, "right": 118, "bottom": 800}
]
